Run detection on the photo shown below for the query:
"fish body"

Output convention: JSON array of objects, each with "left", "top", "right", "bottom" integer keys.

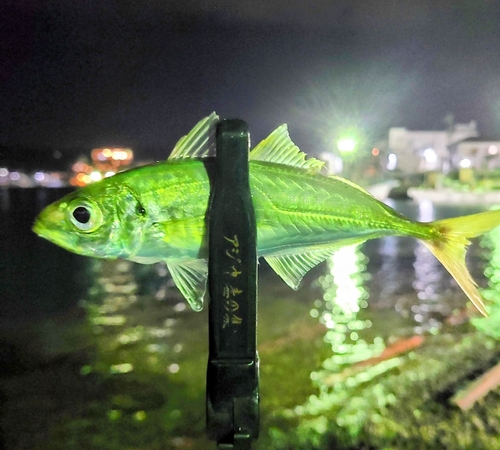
[{"left": 33, "top": 113, "right": 500, "bottom": 313}]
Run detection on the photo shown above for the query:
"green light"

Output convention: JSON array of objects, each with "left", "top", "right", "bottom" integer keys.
[
  {"left": 134, "top": 410, "right": 147, "bottom": 421},
  {"left": 109, "top": 363, "right": 133, "bottom": 374},
  {"left": 107, "top": 409, "right": 122, "bottom": 421},
  {"left": 337, "top": 138, "right": 356, "bottom": 153}
]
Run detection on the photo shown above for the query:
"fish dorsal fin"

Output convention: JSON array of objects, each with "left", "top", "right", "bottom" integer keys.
[
  {"left": 250, "top": 124, "right": 325, "bottom": 174},
  {"left": 166, "top": 259, "right": 208, "bottom": 311},
  {"left": 265, "top": 248, "right": 337, "bottom": 289},
  {"left": 168, "top": 112, "right": 219, "bottom": 160}
]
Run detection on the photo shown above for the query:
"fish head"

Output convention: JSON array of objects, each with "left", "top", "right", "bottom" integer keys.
[{"left": 32, "top": 178, "right": 146, "bottom": 259}]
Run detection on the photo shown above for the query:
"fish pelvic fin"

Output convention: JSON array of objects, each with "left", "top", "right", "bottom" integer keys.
[
  {"left": 166, "top": 259, "right": 208, "bottom": 311},
  {"left": 423, "top": 209, "right": 500, "bottom": 317}
]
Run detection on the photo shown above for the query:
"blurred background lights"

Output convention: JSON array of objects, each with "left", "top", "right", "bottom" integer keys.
[
  {"left": 386, "top": 153, "right": 397, "bottom": 171},
  {"left": 423, "top": 148, "right": 437, "bottom": 163},
  {"left": 90, "top": 171, "right": 102, "bottom": 182},
  {"left": 168, "top": 363, "right": 180, "bottom": 373},
  {"left": 460, "top": 158, "right": 472, "bottom": 168},
  {"left": 337, "top": 138, "right": 356, "bottom": 153}
]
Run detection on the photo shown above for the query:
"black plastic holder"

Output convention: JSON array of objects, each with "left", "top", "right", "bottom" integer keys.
[{"left": 206, "top": 119, "right": 260, "bottom": 449}]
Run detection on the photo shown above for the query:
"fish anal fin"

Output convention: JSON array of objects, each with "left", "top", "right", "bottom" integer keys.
[
  {"left": 166, "top": 259, "right": 208, "bottom": 311},
  {"left": 265, "top": 248, "right": 336, "bottom": 290},
  {"left": 168, "top": 112, "right": 219, "bottom": 160},
  {"left": 250, "top": 124, "right": 325, "bottom": 173}
]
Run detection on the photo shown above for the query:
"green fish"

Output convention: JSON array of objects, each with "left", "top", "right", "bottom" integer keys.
[{"left": 33, "top": 113, "right": 500, "bottom": 315}]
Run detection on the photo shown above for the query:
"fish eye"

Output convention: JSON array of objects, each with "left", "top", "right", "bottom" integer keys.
[
  {"left": 67, "top": 200, "right": 103, "bottom": 232},
  {"left": 73, "top": 206, "right": 91, "bottom": 224}
]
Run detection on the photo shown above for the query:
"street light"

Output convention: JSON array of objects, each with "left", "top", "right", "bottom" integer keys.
[{"left": 337, "top": 137, "right": 356, "bottom": 153}]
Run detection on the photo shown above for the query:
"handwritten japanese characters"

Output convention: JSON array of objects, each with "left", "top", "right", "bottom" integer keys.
[{"left": 222, "top": 234, "right": 244, "bottom": 328}]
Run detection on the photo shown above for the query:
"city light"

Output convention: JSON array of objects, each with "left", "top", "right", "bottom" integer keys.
[
  {"left": 90, "top": 171, "right": 102, "bottom": 182},
  {"left": 34, "top": 172, "right": 45, "bottom": 182},
  {"left": 460, "top": 158, "right": 472, "bottom": 168},
  {"left": 337, "top": 138, "right": 356, "bottom": 153},
  {"left": 423, "top": 148, "right": 437, "bottom": 163},
  {"left": 387, "top": 153, "right": 397, "bottom": 171},
  {"left": 320, "top": 151, "right": 343, "bottom": 174},
  {"left": 70, "top": 147, "right": 134, "bottom": 186},
  {"left": 91, "top": 147, "right": 133, "bottom": 164}
]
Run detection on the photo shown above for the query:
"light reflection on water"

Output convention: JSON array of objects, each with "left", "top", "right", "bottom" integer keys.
[
  {"left": 79, "top": 258, "right": 211, "bottom": 444},
  {"left": 84, "top": 258, "right": 197, "bottom": 379},
  {"left": 412, "top": 243, "right": 446, "bottom": 332},
  {"left": 417, "top": 199, "right": 435, "bottom": 222},
  {"left": 362, "top": 199, "right": 489, "bottom": 336},
  {"left": 312, "top": 245, "right": 383, "bottom": 373},
  {"left": 412, "top": 201, "right": 445, "bottom": 332}
]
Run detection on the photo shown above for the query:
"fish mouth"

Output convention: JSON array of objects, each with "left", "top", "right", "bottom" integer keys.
[
  {"left": 33, "top": 203, "right": 62, "bottom": 233},
  {"left": 32, "top": 204, "right": 78, "bottom": 252},
  {"left": 32, "top": 218, "right": 47, "bottom": 237},
  {"left": 32, "top": 210, "right": 56, "bottom": 240}
]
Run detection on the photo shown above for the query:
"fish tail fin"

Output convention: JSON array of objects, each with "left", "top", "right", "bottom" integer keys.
[{"left": 422, "top": 209, "right": 500, "bottom": 317}]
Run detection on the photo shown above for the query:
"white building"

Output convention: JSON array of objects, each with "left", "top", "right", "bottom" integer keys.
[
  {"left": 455, "top": 138, "right": 500, "bottom": 170},
  {"left": 387, "top": 121, "right": 478, "bottom": 173}
]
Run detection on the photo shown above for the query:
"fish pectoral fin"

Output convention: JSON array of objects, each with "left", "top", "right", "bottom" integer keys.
[
  {"left": 166, "top": 259, "right": 208, "bottom": 312},
  {"left": 265, "top": 248, "right": 337, "bottom": 290}
]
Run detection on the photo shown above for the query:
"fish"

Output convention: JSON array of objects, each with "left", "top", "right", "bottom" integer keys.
[{"left": 33, "top": 112, "right": 500, "bottom": 314}]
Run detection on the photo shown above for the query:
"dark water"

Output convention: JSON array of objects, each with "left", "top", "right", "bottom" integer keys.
[
  {"left": 1, "top": 187, "right": 91, "bottom": 323},
  {"left": 0, "top": 188, "right": 493, "bottom": 449}
]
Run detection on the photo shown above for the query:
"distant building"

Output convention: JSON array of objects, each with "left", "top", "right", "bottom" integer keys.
[
  {"left": 387, "top": 121, "right": 478, "bottom": 173},
  {"left": 454, "top": 138, "right": 500, "bottom": 170}
]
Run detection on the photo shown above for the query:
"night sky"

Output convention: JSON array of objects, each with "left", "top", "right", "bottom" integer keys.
[{"left": 2, "top": 0, "right": 500, "bottom": 168}]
